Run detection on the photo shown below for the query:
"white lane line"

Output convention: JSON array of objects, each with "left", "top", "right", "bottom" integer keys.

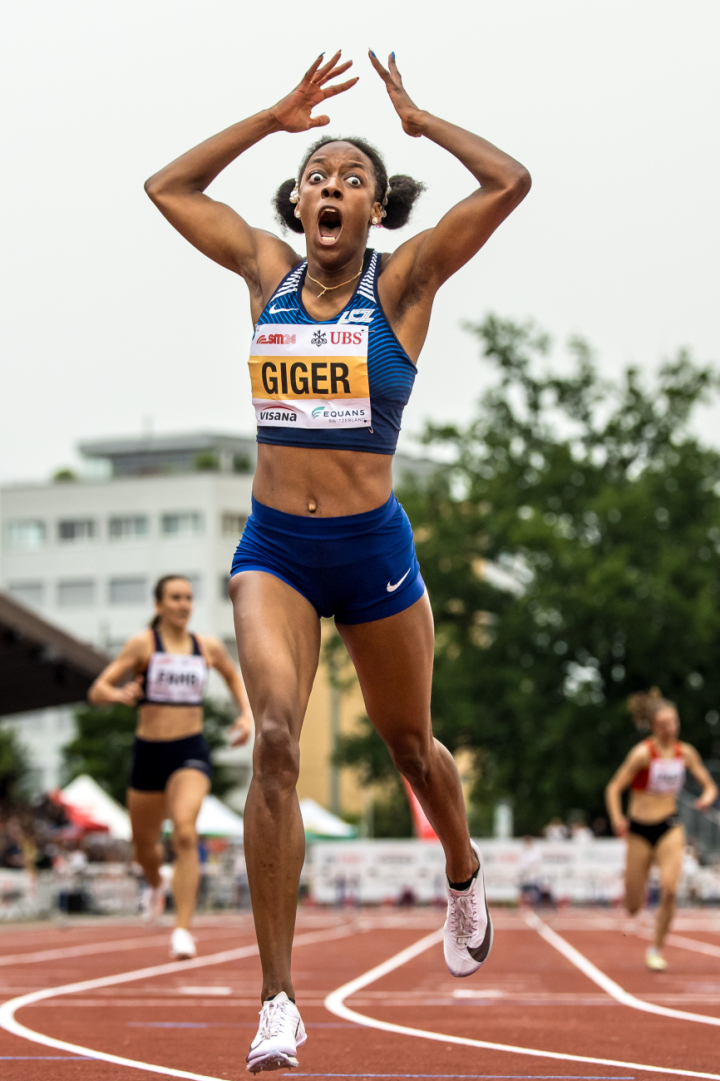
[
  {"left": 324, "top": 928, "right": 720, "bottom": 1081},
  {"left": 525, "top": 912, "right": 720, "bottom": 1027},
  {"left": 0, "top": 933, "right": 227, "bottom": 968},
  {"left": 0, "top": 924, "right": 355, "bottom": 1081},
  {"left": 640, "top": 931, "right": 720, "bottom": 960}
]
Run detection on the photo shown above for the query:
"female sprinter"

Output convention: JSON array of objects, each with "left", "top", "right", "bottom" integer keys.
[
  {"left": 89, "top": 575, "right": 252, "bottom": 960},
  {"left": 606, "top": 688, "right": 717, "bottom": 971},
  {"left": 145, "top": 51, "right": 530, "bottom": 1071}
]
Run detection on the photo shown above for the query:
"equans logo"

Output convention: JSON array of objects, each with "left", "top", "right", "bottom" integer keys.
[
  {"left": 256, "top": 332, "right": 297, "bottom": 345},
  {"left": 337, "top": 309, "right": 374, "bottom": 325},
  {"left": 311, "top": 406, "right": 367, "bottom": 421},
  {"left": 312, "top": 405, "right": 326, "bottom": 418}
]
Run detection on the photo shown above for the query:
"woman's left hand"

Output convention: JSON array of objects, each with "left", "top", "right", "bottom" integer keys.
[
  {"left": 695, "top": 792, "right": 716, "bottom": 812},
  {"left": 229, "top": 714, "right": 253, "bottom": 747},
  {"left": 368, "top": 51, "right": 426, "bottom": 137}
]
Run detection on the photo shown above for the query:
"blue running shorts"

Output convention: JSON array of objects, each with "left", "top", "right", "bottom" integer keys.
[{"left": 230, "top": 493, "right": 425, "bottom": 625}]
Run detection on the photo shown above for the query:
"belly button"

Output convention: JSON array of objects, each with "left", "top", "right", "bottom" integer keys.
[{"left": 308, "top": 500, "right": 317, "bottom": 513}]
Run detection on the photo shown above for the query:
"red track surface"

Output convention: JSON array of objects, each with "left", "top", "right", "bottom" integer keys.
[{"left": 1, "top": 907, "right": 720, "bottom": 1080}]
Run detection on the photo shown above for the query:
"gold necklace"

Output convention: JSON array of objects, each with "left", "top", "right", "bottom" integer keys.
[{"left": 306, "top": 266, "right": 362, "bottom": 299}]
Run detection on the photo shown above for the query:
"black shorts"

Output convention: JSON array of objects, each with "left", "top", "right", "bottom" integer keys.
[
  {"left": 628, "top": 815, "right": 681, "bottom": 847},
  {"left": 129, "top": 733, "right": 212, "bottom": 793}
]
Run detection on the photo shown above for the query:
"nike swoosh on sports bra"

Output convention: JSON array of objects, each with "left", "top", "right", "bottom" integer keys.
[{"left": 249, "top": 249, "right": 417, "bottom": 455}]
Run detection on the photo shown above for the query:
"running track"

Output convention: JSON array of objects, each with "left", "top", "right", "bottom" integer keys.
[{"left": 1, "top": 908, "right": 719, "bottom": 1080}]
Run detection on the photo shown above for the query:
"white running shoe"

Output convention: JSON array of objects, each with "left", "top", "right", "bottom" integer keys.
[
  {"left": 141, "top": 884, "right": 166, "bottom": 923},
  {"left": 170, "top": 927, "right": 197, "bottom": 960},
  {"left": 646, "top": 946, "right": 668, "bottom": 972},
  {"left": 443, "top": 840, "right": 493, "bottom": 978},
  {"left": 246, "top": 992, "right": 307, "bottom": 1074}
]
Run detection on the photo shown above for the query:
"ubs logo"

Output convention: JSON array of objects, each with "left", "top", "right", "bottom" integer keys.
[{"left": 311, "top": 330, "right": 328, "bottom": 347}]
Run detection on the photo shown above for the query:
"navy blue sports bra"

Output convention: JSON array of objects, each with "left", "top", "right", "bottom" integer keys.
[
  {"left": 138, "top": 628, "right": 207, "bottom": 708},
  {"left": 249, "top": 249, "right": 417, "bottom": 455}
]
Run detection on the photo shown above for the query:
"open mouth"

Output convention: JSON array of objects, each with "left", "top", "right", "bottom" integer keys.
[{"left": 317, "top": 205, "right": 343, "bottom": 245}]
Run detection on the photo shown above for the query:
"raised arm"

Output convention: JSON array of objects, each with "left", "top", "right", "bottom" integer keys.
[
  {"left": 144, "top": 53, "right": 357, "bottom": 303},
  {"left": 371, "top": 52, "right": 530, "bottom": 297},
  {"left": 204, "top": 637, "right": 254, "bottom": 747},
  {"left": 605, "top": 744, "right": 649, "bottom": 837},
  {"left": 683, "top": 744, "right": 718, "bottom": 811},
  {"left": 88, "top": 635, "right": 149, "bottom": 707}
]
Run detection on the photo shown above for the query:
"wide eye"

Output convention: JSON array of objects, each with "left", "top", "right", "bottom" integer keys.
[
  {"left": 346, "top": 175, "right": 362, "bottom": 188},
  {"left": 308, "top": 171, "right": 324, "bottom": 183}
]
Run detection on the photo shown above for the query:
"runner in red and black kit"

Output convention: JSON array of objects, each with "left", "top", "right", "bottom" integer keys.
[{"left": 606, "top": 688, "right": 717, "bottom": 970}]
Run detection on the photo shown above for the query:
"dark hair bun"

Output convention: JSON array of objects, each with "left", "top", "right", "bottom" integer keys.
[
  {"left": 274, "top": 178, "right": 304, "bottom": 234},
  {"left": 383, "top": 174, "right": 426, "bottom": 230}
]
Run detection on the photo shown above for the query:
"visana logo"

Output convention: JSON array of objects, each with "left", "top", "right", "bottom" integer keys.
[
  {"left": 256, "top": 332, "right": 296, "bottom": 345},
  {"left": 337, "top": 309, "right": 373, "bottom": 325},
  {"left": 311, "top": 330, "right": 328, "bottom": 347},
  {"left": 259, "top": 408, "right": 297, "bottom": 423}
]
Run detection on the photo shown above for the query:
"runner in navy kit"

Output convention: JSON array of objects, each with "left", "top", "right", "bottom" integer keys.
[
  {"left": 89, "top": 575, "right": 252, "bottom": 960},
  {"left": 145, "top": 50, "right": 530, "bottom": 1071}
]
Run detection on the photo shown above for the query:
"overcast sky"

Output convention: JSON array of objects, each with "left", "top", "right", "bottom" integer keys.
[{"left": 2, "top": 1, "right": 719, "bottom": 484}]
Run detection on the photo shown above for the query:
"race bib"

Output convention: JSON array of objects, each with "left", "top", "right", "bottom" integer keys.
[
  {"left": 145, "top": 653, "right": 206, "bottom": 705},
  {"left": 249, "top": 323, "right": 371, "bottom": 429}
]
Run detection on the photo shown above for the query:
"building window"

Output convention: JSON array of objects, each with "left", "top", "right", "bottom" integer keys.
[
  {"left": 221, "top": 513, "right": 247, "bottom": 537},
  {"left": 5, "top": 520, "right": 46, "bottom": 550},
  {"left": 109, "top": 515, "right": 149, "bottom": 540},
  {"left": 219, "top": 574, "right": 231, "bottom": 600},
  {"left": 58, "top": 518, "right": 96, "bottom": 543},
  {"left": 161, "top": 512, "right": 204, "bottom": 537},
  {"left": 58, "top": 579, "right": 95, "bottom": 607},
  {"left": 109, "top": 577, "right": 147, "bottom": 605},
  {"left": 7, "top": 581, "right": 45, "bottom": 609}
]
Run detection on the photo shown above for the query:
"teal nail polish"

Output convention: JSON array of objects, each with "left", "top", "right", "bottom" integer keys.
[
  {"left": 370, "top": 49, "right": 377, "bottom": 57},
  {"left": 392, "top": 51, "right": 396, "bottom": 59}
]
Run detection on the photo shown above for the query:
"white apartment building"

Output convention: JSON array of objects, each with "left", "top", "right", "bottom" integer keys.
[{"left": 0, "top": 431, "right": 435, "bottom": 800}]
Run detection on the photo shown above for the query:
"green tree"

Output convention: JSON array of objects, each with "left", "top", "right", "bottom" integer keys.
[
  {"left": 0, "top": 728, "right": 30, "bottom": 811},
  {"left": 64, "top": 699, "right": 237, "bottom": 805},
  {"left": 343, "top": 316, "right": 720, "bottom": 835}
]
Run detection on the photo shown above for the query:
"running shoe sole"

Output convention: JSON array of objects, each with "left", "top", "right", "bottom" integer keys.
[{"left": 246, "top": 1051, "right": 299, "bottom": 1073}]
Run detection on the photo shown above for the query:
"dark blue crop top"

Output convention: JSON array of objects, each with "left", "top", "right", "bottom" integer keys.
[{"left": 248, "top": 249, "right": 417, "bottom": 455}]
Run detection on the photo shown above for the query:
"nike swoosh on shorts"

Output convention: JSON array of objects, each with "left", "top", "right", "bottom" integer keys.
[
  {"left": 386, "top": 568, "right": 411, "bottom": 593},
  {"left": 269, "top": 304, "right": 293, "bottom": 313}
]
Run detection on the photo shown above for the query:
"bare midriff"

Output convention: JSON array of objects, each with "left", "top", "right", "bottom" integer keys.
[
  {"left": 627, "top": 789, "right": 678, "bottom": 825},
  {"left": 253, "top": 444, "right": 394, "bottom": 517},
  {"left": 136, "top": 704, "right": 204, "bottom": 742}
]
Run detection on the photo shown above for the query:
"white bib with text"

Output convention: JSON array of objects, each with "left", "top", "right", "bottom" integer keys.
[{"left": 249, "top": 323, "right": 371, "bottom": 429}]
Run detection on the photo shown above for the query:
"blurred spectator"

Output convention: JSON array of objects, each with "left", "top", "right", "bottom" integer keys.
[
  {"left": 518, "top": 835, "right": 543, "bottom": 905},
  {"left": 543, "top": 817, "right": 567, "bottom": 841}
]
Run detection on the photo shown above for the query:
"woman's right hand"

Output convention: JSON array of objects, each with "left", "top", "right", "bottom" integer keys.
[
  {"left": 113, "top": 677, "right": 143, "bottom": 707},
  {"left": 269, "top": 52, "right": 358, "bottom": 133},
  {"left": 611, "top": 815, "right": 629, "bottom": 838}
]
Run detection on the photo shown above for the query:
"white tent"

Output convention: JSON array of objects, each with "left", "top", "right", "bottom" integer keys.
[
  {"left": 195, "top": 794, "right": 244, "bottom": 838},
  {"left": 299, "top": 798, "right": 356, "bottom": 839},
  {"left": 60, "top": 775, "right": 132, "bottom": 840}
]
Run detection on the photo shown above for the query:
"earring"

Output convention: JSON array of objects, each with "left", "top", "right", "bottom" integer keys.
[
  {"left": 289, "top": 183, "right": 300, "bottom": 204},
  {"left": 372, "top": 217, "right": 381, "bottom": 226},
  {"left": 294, "top": 207, "right": 301, "bottom": 219}
]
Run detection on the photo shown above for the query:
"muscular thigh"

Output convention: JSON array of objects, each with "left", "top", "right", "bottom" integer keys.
[
  {"left": 655, "top": 824, "right": 685, "bottom": 890},
  {"left": 166, "top": 769, "right": 210, "bottom": 828},
  {"left": 127, "top": 790, "right": 166, "bottom": 847},
  {"left": 337, "top": 591, "right": 434, "bottom": 742},
  {"left": 624, "top": 832, "right": 654, "bottom": 904},
  {"left": 230, "top": 570, "right": 321, "bottom": 737}
]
